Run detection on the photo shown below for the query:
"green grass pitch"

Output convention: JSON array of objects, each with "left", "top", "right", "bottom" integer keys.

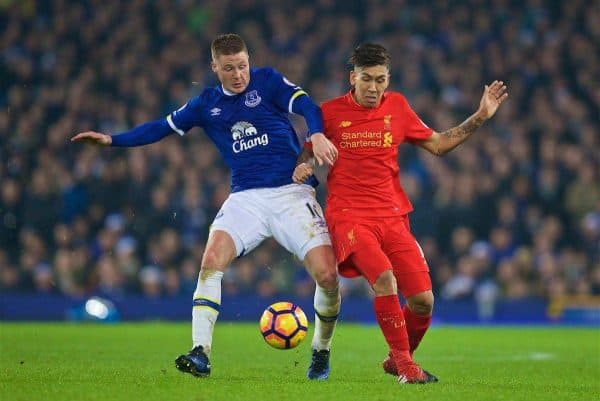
[{"left": 1, "top": 322, "right": 598, "bottom": 401}]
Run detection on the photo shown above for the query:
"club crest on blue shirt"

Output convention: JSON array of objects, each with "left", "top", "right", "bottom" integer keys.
[{"left": 244, "top": 90, "right": 262, "bottom": 107}]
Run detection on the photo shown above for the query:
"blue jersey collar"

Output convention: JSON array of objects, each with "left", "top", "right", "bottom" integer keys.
[{"left": 221, "top": 85, "right": 237, "bottom": 96}]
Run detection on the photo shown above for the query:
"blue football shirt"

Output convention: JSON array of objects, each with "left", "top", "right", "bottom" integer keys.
[{"left": 166, "top": 67, "right": 315, "bottom": 193}]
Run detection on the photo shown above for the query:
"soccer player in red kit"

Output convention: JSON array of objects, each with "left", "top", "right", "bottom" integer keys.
[{"left": 294, "top": 43, "right": 508, "bottom": 384}]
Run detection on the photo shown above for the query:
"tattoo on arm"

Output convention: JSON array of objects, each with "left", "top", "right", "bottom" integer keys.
[
  {"left": 442, "top": 113, "right": 486, "bottom": 140},
  {"left": 436, "top": 113, "right": 486, "bottom": 155}
]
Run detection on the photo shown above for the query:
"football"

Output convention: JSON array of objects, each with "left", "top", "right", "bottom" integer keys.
[{"left": 259, "top": 301, "right": 308, "bottom": 349}]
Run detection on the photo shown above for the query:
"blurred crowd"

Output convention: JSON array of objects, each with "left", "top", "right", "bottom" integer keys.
[{"left": 1, "top": 0, "right": 598, "bottom": 306}]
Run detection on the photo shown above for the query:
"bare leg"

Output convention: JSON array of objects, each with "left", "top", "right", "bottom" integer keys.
[
  {"left": 303, "top": 245, "right": 340, "bottom": 351},
  {"left": 192, "top": 230, "right": 237, "bottom": 355}
]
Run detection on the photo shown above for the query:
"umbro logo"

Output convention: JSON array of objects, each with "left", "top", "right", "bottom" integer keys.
[{"left": 210, "top": 108, "right": 221, "bottom": 116}]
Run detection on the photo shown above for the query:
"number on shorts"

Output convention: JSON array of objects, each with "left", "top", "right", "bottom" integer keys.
[{"left": 305, "top": 202, "right": 322, "bottom": 219}]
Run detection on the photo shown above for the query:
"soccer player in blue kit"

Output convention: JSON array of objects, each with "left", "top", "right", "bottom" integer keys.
[{"left": 72, "top": 34, "right": 340, "bottom": 380}]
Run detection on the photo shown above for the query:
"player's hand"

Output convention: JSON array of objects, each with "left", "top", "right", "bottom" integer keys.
[
  {"left": 310, "top": 133, "right": 338, "bottom": 166},
  {"left": 292, "top": 161, "right": 314, "bottom": 184},
  {"left": 70, "top": 131, "right": 112, "bottom": 146},
  {"left": 478, "top": 80, "right": 508, "bottom": 120}
]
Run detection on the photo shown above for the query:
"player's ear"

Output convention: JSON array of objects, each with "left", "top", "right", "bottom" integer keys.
[
  {"left": 349, "top": 70, "right": 356, "bottom": 86},
  {"left": 211, "top": 61, "right": 218, "bottom": 73}
]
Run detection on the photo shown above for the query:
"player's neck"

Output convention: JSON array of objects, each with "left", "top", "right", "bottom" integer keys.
[{"left": 221, "top": 85, "right": 238, "bottom": 96}]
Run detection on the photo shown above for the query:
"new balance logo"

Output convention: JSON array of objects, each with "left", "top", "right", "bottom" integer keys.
[
  {"left": 339, "top": 121, "right": 352, "bottom": 127},
  {"left": 210, "top": 108, "right": 221, "bottom": 116}
]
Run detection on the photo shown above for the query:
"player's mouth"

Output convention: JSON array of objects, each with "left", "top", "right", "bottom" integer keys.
[
  {"left": 232, "top": 81, "right": 245, "bottom": 90},
  {"left": 365, "top": 95, "right": 378, "bottom": 104}
]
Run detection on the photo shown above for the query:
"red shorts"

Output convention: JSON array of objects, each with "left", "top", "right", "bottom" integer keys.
[{"left": 328, "top": 214, "right": 431, "bottom": 298}]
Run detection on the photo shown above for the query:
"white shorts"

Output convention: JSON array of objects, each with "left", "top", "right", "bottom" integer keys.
[{"left": 210, "top": 184, "right": 331, "bottom": 260}]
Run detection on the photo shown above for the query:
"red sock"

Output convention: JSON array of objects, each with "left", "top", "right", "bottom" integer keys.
[
  {"left": 402, "top": 305, "right": 431, "bottom": 355},
  {"left": 374, "top": 295, "right": 410, "bottom": 361}
]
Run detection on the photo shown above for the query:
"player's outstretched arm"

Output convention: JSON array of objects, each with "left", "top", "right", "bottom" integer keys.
[
  {"left": 71, "top": 119, "right": 175, "bottom": 147},
  {"left": 71, "top": 131, "right": 112, "bottom": 146},
  {"left": 418, "top": 80, "right": 508, "bottom": 156}
]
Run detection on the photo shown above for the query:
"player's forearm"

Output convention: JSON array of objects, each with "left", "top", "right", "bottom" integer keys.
[
  {"left": 296, "top": 144, "right": 315, "bottom": 166},
  {"left": 110, "top": 119, "right": 174, "bottom": 147},
  {"left": 435, "top": 110, "right": 487, "bottom": 155},
  {"left": 291, "top": 95, "right": 324, "bottom": 136}
]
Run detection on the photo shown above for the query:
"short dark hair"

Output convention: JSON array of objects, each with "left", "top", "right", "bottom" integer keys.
[
  {"left": 211, "top": 34, "right": 248, "bottom": 59},
  {"left": 348, "top": 43, "right": 390, "bottom": 69}
]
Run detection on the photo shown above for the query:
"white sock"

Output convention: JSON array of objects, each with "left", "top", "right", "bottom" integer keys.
[
  {"left": 192, "top": 269, "right": 224, "bottom": 356},
  {"left": 311, "top": 284, "right": 341, "bottom": 351}
]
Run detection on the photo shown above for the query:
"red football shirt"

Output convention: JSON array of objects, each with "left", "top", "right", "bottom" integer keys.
[{"left": 322, "top": 90, "right": 433, "bottom": 218}]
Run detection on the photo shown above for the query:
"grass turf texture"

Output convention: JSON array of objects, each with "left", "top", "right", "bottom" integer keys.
[{"left": 1, "top": 323, "right": 598, "bottom": 401}]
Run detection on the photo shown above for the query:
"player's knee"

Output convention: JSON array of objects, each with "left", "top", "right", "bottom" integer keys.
[
  {"left": 407, "top": 291, "right": 434, "bottom": 315},
  {"left": 304, "top": 246, "right": 338, "bottom": 290},
  {"left": 372, "top": 270, "right": 397, "bottom": 296},
  {"left": 313, "top": 268, "right": 339, "bottom": 291},
  {"left": 202, "top": 231, "right": 236, "bottom": 269},
  {"left": 201, "top": 248, "right": 229, "bottom": 270}
]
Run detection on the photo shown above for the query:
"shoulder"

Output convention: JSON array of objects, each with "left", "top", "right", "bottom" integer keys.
[
  {"left": 191, "top": 87, "right": 223, "bottom": 106},
  {"left": 252, "top": 67, "right": 302, "bottom": 97},
  {"left": 380, "top": 91, "right": 409, "bottom": 114},
  {"left": 322, "top": 94, "right": 347, "bottom": 109},
  {"left": 250, "top": 67, "right": 280, "bottom": 91},
  {"left": 321, "top": 96, "right": 347, "bottom": 126},
  {"left": 252, "top": 66, "right": 278, "bottom": 79},
  {"left": 385, "top": 91, "right": 407, "bottom": 105},
  {"left": 252, "top": 66, "right": 297, "bottom": 87},
  {"left": 321, "top": 94, "right": 348, "bottom": 115}
]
